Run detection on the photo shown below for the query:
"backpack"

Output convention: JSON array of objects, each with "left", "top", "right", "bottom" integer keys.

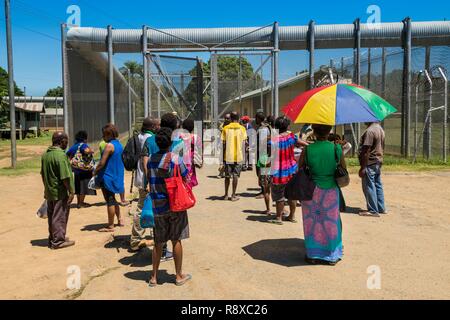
[{"left": 122, "top": 133, "right": 140, "bottom": 171}]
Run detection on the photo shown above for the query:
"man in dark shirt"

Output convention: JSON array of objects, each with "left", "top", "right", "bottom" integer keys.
[{"left": 358, "top": 122, "right": 386, "bottom": 217}]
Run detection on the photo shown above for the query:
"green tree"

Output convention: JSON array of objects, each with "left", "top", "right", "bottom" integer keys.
[
  {"left": 0, "top": 66, "right": 24, "bottom": 128},
  {"left": 45, "top": 86, "right": 63, "bottom": 97}
]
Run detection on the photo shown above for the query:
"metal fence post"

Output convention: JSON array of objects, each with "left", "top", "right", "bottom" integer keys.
[
  {"left": 367, "top": 48, "right": 372, "bottom": 89},
  {"left": 107, "top": 25, "right": 115, "bottom": 124},
  {"left": 424, "top": 70, "right": 433, "bottom": 159},
  {"left": 308, "top": 20, "right": 315, "bottom": 90},
  {"left": 402, "top": 17, "right": 412, "bottom": 157},
  {"left": 143, "top": 25, "right": 149, "bottom": 118},
  {"left": 437, "top": 67, "right": 448, "bottom": 162},
  {"left": 424, "top": 46, "right": 432, "bottom": 159},
  {"left": 61, "top": 23, "right": 69, "bottom": 134},
  {"left": 211, "top": 53, "right": 219, "bottom": 131},
  {"left": 273, "top": 22, "right": 280, "bottom": 117},
  {"left": 127, "top": 69, "right": 132, "bottom": 138},
  {"left": 5, "top": 0, "right": 16, "bottom": 168}
]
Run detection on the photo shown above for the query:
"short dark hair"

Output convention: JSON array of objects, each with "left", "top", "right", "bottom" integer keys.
[
  {"left": 160, "top": 113, "right": 179, "bottom": 130},
  {"left": 230, "top": 111, "right": 240, "bottom": 122},
  {"left": 255, "top": 112, "right": 265, "bottom": 123},
  {"left": 155, "top": 127, "right": 173, "bottom": 151},
  {"left": 266, "top": 115, "right": 275, "bottom": 127},
  {"left": 274, "top": 116, "right": 290, "bottom": 133},
  {"left": 312, "top": 124, "right": 333, "bottom": 138},
  {"left": 142, "top": 117, "right": 157, "bottom": 132},
  {"left": 182, "top": 119, "right": 195, "bottom": 133},
  {"left": 102, "top": 123, "right": 118, "bottom": 141},
  {"left": 75, "top": 130, "right": 88, "bottom": 143}
]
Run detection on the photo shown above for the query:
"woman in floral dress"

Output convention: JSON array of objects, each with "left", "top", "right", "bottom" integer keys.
[{"left": 298, "top": 124, "right": 347, "bottom": 265}]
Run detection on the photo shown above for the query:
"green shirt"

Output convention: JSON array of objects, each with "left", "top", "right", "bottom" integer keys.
[
  {"left": 306, "top": 140, "right": 342, "bottom": 190},
  {"left": 99, "top": 140, "right": 107, "bottom": 155},
  {"left": 41, "top": 146, "right": 74, "bottom": 201}
]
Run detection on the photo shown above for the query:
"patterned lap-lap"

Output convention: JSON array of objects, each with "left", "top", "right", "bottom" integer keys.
[{"left": 302, "top": 187, "right": 343, "bottom": 262}]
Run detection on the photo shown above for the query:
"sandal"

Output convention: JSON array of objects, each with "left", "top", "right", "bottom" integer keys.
[
  {"left": 175, "top": 274, "right": 192, "bottom": 286},
  {"left": 98, "top": 227, "right": 115, "bottom": 232},
  {"left": 358, "top": 211, "right": 380, "bottom": 218},
  {"left": 283, "top": 217, "right": 298, "bottom": 223},
  {"left": 230, "top": 196, "right": 240, "bottom": 202},
  {"left": 268, "top": 219, "right": 283, "bottom": 225}
]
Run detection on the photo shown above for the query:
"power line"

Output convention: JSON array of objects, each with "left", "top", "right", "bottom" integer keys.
[{"left": 78, "top": 0, "right": 135, "bottom": 28}]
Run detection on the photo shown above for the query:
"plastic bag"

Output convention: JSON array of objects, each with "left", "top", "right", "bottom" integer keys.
[
  {"left": 140, "top": 195, "right": 155, "bottom": 228},
  {"left": 88, "top": 176, "right": 101, "bottom": 190},
  {"left": 36, "top": 200, "right": 48, "bottom": 219}
]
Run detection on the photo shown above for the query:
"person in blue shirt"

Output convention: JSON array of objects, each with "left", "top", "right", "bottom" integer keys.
[
  {"left": 66, "top": 130, "right": 96, "bottom": 208},
  {"left": 93, "top": 124, "right": 125, "bottom": 232}
]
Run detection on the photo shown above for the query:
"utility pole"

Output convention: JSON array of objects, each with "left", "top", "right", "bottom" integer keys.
[{"left": 5, "top": 0, "right": 16, "bottom": 168}]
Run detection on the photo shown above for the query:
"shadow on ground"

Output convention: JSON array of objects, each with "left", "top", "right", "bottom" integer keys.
[
  {"left": 119, "top": 248, "right": 152, "bottom": 267},
  {"left": 342, "top": 206, "right": 364, "bottom": 214},
  {"left": 104, "top": 235, "right": 130, "bottom": 250},
  {"left": 30, "top": 238, "right": 48, "bottom": 247},
  {"left": 242, "top": 238, "right": 307, "bottom": 267},
  {"left": 124, "top": 269, "right": 175, "bottom": 285},
  {"left": 243, "top": 209, "right": 269, "bottom": 215},
  {"left": 81, "top": 224, "right": 109, "bottom": 232}
]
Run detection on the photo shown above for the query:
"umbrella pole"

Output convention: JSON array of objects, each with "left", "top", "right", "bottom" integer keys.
[{"left": 350, "top": 124, "right": 359, "bottom": 152}]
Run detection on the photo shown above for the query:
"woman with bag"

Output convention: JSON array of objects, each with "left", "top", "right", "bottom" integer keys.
[
  {"left": 66, "top": 130, "right": 96, "bottom": 208},
  {"left": 298, "top": 124, "right": 347, "bottom": 266},
  {"left": 147, "top": 127, "right": 192, "bottom": 287},
  {"left": 180, "top": 119, "right": 203, "bottom": 189},
  {"left": 270, "top": 116, "right": 308, "bottom": 225},
  {"left": 93, "top": 124, "right": 125, "bottom": 232}
]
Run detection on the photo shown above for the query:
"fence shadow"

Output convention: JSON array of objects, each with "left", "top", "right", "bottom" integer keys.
[{"left": 242, "top": 238, "right": 307, "bottom": 267}]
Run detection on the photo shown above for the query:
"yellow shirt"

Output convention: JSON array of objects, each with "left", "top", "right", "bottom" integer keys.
[{"left": 221, "top": 122, "right": 247, "bottom": 163}]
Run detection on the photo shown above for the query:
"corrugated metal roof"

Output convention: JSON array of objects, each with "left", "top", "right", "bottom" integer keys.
[{"left": 15, "top": 102, "right": 44, "bottom": 113}]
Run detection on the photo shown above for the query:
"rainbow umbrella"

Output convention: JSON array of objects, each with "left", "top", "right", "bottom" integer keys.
[{"left": 282, "top": 84, "right": 397, "bottom": 125}]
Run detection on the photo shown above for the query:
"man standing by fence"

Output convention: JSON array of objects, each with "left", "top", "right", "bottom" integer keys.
[
  {"left": 221, "top": 111, "right": 247, "bottom": 202},
  {"left": 358, "top": 122, "right": 386, "bottom": 218},
  {"left": 41, "top": 131, "right": 75, "bottom": 249}
]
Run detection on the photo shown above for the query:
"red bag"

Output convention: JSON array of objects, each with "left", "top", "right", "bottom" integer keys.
[{"left": 165, "top": 164, "right": 196, "bottom": 212}]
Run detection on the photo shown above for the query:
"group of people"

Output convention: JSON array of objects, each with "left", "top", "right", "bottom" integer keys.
[
  {"left": 219, "top": 111, "right": 386, "bottom": 265},
  {"left": 40, "top": 108, "right": 386, "bottom": 287},
  {"left": 40, "top": 112, "right": 200, "bottom": 286}
]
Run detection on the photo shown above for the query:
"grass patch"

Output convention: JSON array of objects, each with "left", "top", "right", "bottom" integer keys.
[
  {"left": 346, "top": 155, "right": 450, "bottom": 173},
  {"left": 0, "top": 156, "right": 42, "bottom": 176},
  {"left": 0, "top": 134, "right": 52, "bottom": 147}
]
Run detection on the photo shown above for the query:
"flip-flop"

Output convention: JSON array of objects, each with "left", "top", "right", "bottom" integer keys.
[
  {"left": 358, "top": 211, "right": 380, "bottom": 218},
  {"left": 284, "top": 218, "right": 298, "bottom": 223},
  {"left": 230, "top": 196, "right": 240, "bottom": 202},
  {"left": 148, "top": 279, "right": 158, "bottom": 287},
  {"left": 175, "top": 274, "right": 192, "bottom": 286},
  {"left": 268, "top": 219, "right": 283, "bottom": 225},
  {"left": 98, "top": 227, "right": 115, "bottom": 232}
]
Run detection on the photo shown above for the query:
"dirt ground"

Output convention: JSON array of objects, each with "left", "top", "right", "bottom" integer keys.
[{"left": 0, "top": 161, "right": 449, "bottom": 300}]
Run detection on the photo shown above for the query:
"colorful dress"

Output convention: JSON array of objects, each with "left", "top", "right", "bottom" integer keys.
[
  {"left": 302, "top": 141, "right": 343, "bottom": 262},
  {"left": 270, "top": 132, "right": 298, "bottom": 185}
]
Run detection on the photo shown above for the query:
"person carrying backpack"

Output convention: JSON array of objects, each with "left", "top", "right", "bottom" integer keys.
[{"left": 130, "top": 117, "right": 160, "bottom": 252}]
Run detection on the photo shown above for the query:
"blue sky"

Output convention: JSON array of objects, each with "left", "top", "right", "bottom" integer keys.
[{"left": 0, "top": 0, "right": 448, "bottom": 95}]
